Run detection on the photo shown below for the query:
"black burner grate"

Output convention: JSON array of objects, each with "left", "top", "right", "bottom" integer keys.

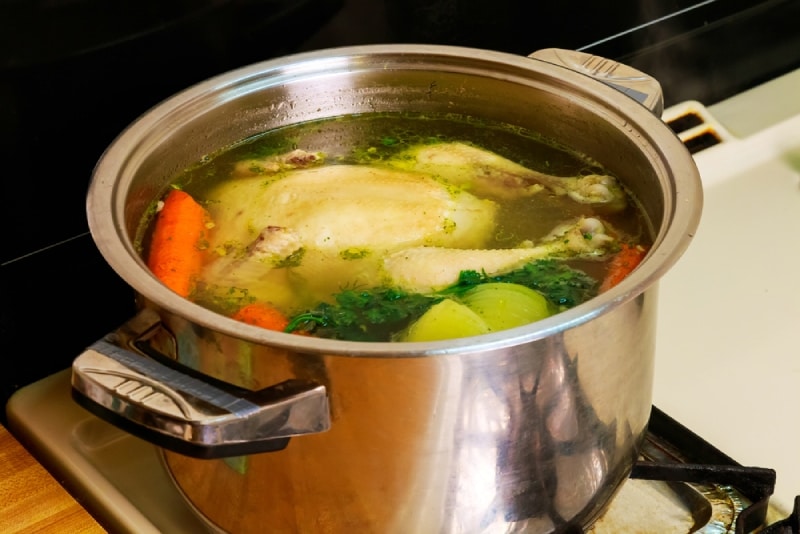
[{"left": 629, "top": 407, "right": 799, "bottom": 533}]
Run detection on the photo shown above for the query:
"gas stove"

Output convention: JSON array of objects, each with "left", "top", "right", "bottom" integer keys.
[{"left": 6, "top": 65, "right": 800, "bottom": 533}]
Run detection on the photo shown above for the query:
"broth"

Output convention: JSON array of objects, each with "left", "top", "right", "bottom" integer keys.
[{"left": 138, "top": 112, "right": 652, "bottom": 341}]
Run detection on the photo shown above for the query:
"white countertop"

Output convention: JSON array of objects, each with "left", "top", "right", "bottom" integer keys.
[{"left": 653, "top": 70, "right": 800, "bottom": 515}]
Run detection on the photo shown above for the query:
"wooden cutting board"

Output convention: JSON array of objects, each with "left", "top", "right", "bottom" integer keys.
[{"left": 0, "top": 423, "right": 105, "bottom": 533}]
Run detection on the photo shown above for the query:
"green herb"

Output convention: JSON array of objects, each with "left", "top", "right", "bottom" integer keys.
[
  {"left": 274, "top": 248, "right": 305, "bottom": 268},
  {"left": 285, "top": 259, "right": 598, "bottom": 341},
  {"left": 339, "top": 248, "right": 371, "bottom": 260},
  {"left": 286, "top": 288, "right": 440, "bottom": 341},
  {"left": 194, "top": 285, "right": 256, "bottom": 316},
  {"left": 440, "top": 259, "right": 598, "bottom": 308}
]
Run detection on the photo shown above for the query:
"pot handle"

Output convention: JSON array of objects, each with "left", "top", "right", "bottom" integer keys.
[
  {"left": 71, "top": 309, "right": 331, "bottom": 459},
  {"left": 529, "top": 48, "right": 664, "bottom": 117}
]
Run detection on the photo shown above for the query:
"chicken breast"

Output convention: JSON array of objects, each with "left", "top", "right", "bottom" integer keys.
[{"left": 202, "top": 164, "right": 497, "bottom": 304}]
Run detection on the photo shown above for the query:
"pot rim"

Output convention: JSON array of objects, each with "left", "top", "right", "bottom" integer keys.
[{"left": 87, "top": 43, "right": 702, "bottom": 357}]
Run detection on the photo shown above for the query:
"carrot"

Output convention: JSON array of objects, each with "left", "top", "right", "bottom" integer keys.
[
  {"left": 146, "top": 189, "right": 210, "bottom": 297},
  {"left": 232, "top": 302, "right": 290, "bottom": 332},
  {"left": 599, "top": 243, "right": 648, "bottom": 292}
]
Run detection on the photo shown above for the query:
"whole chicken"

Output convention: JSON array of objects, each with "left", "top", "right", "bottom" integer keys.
[{"left": 200, "top": 144, "right": 620, "bottom": 307}]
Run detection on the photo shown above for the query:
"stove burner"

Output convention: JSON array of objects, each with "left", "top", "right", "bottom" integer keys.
[
  {"left": 624, "top": 407, "right": 799, "bottom": 534},
  {"left": 632, "top": 462, "right": 774, "bottom": 533}
]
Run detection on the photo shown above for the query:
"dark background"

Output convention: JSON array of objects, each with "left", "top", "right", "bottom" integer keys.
[{"left": 2, "top": 0, "right": 800, "bottom": 422}]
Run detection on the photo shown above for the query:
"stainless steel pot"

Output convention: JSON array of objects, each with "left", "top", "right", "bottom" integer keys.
[{"left": 72, "top": 45, "right": 702, "bottom": 533}]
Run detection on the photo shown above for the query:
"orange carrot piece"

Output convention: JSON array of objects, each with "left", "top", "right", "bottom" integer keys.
[
  {"left": 232, "top": 303, "right": 290, "bottom": 332},
  {"left": 146, "top": 189, "right": 210, "bottom": 297},
  {"left": 600, "top": 243, "right": 648, "bottom": 292}
]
